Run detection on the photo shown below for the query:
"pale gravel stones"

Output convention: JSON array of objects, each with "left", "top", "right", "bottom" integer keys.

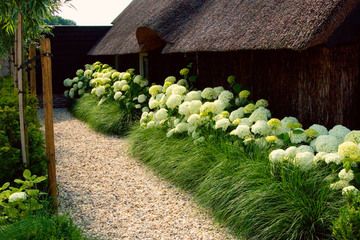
[{"left": 49, "top": 109, "right": 235, "bottom": 240}]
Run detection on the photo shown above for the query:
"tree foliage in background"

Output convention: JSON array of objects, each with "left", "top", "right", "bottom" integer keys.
[
  {"left": 45, "top": 15, "right": 76, "bottom": 26},
  {"left": 0, "top": 0, "right": 71, "bottom": 57}
]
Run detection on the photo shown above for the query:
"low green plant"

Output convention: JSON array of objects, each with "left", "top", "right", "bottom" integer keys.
[
  {"left": 0, "top": 214, "right": 91, "bottom": 240},
  {"left": 332, "top": 192, "right": 360, "bottom": 239},
  {"left": 130, "top": 126, "right": 344, "bottom": 239},
  {"left": 0, "top": 170, "right": 46, "bottom": 225}
]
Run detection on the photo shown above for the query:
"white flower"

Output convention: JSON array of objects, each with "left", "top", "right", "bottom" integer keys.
[
  {"left": 229, "top": 108, "right": 244, "bottom": 122},
  {"left": 175, "top": 122, "right": 189, "bottom": 133},
  {"left": 329, "top": 125, "right": 351, "bottom": 142},
  {"left": 113, "top": 91, "right": 122, "bottom": 101},
  {"left": 154, "top": 108, "right": 168, "bottom": 122},
  {"left": 309, "top": 124, "right": 328, "bottom": 136},
  {"left": 187, "top": 114, "right": 201, "bottom": 126},
  {"left": 294, "top": 152, "right": 314, "bottom": 170},
  {"left": 269, "top": 149, "right": 286, "bottom": 163},
  {"left": 133, "top": 75, "right": 143, "bottom": 84},
  {"left": 255, "top": 99, "right": 269, "bottom": 108},
  {"left": 165, "top": 76, "right": 176, "bottom": 84},
  {"left": 251, "top": 120, "right": 271, "bottom": 136},
  {"left": 113, "top": 80, "right": 127, "bottom": 91},
  {"left": 289, "top": 131, "right": 307, "bottom": 144},
  {"left": 184, "top": 91, "right": 202, "bottom": 101},
  {"left": 8, "top": 192, "right": 27, "bottom": 202},
  {"left": 238, "top": 118, "right": 251, "bottom": 126},
  {"left": 281, "top": 116, "right": 300, "bottom": 130},
  {"left": 137, "top": 94, "right": 147, "bottom": 103},
  {"left": 338, "top": 141, "right": 360, "bottom": 161},
  {"left": 338, "top": 169, "right": 355, "bottom": 181},
  {"left": 149, "top": 85, "right": 162, "bottom": 96},
  {"left": 142, "top": 107, "right": 149, "bottom": 113},
  {"left": 166, "top": 94, "right": 183, "bottom": 109},
  {"left": 248, "top": 107, "right": 271, "bottom": 123},
  {"left": 147, "top": 121, "right": 156, "bottom": 128},
  {"left": 330, "top": 180, "right": 349, "bottom": 190},
  {"left": 344, "top": 130, "right": 360, "bottom": 144},
  {"left": 166, "top": 84, "right": 187, "bottom": 96},
  {"left": 324, "top": 153, "right": 342, "bottom": 165},
  {"left": 215, "top": 118, "right": 231, "bottom": 131},
  {"left": 285, "top": 146, "right": 297, "bottom": 160},
  {"left": 314, "top": 135, "right": 339, "bottom": 153},
  {"left": 297, "top": 145, "right": 315, "bottom": 153},
  {"left": 342, "top": 185, "right": 359, "bottom": 195},
  {"left": 213, "top": 100, "right": 226, "bottom": 113},
  {"left": 95, "top": 86, "right": 106, "bottom": 97},
  {"left": 213, "top": 86, "right": 225, "bottom": 97},
  {"left": 313, "top": 152, "right": 327, "bottom": 164},
  {"left": 230, "top": 125, "right": 251, "bottom": 138},
  {"left": 148, "top": 97, "right": 159, "bottom": 109},
  {"left": 218, "top": 90, "right": 234, "bottom": 104},
  {"left": 135, "top": 104, "right": 141, "bottom": 109},
  {"left": 201, "top": 88, "right": 216, "bottom": 100},
  {"left": 189, "top": 100, "right": 202, "bottom": 114}
]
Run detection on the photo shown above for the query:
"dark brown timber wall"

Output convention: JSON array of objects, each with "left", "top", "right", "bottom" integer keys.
[
  {"left": 194, "top": 44, "right": 360, "bottom": 129},
  {"left": 37, "top": 26, "right": 115, "bottom": 96}
]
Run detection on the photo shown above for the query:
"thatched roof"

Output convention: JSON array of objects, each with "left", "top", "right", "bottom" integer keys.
[{"left": 89, "top": 0, "right": 359, "bottom": 55}]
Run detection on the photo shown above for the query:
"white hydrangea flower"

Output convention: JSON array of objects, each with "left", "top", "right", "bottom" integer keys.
[
  {"left": 175, "top": 122, "right": 189, "bottom": 133},
  {"left": 324, "top": 153, "right": 342, "bottom": 165},
  {"left": 309, "top": 124, "right": 328, "bottom": 136},
  {"left": 330, "top": 180, "right": 349, "bottom": 190},
  {"left": 187, "top": 114, "right": 201, "bottom": 126},
  {"left": 297, "top": 145, "right": 315, "bottom": 153},
  {"left": 251, "top": 120, "right": 271, "bottom": 136},
  {"left": 344, "top": 130, "right": 360, "bottom": 144},
  {"left": 165, "top": 76, "right": 176, "bottom": 84},
  {"left": 135, "top": 104, "right": 141, "bottom": 109},
  {"left": 166, "top": 94, "right": 183, "bottom": 109},
  {"left": 229, "top": 108, "right": 244, "bottom": 122},
  {"left": 248, "top": 107, "right": 271, "bottom": 123},
  {"left": 238, "top": 118, "right": 251, "bottom": 126},
  {"left": 255, "top": 99, "right": 269, "bottom": 108},
  {"left": 149, "top": 85, "right": 162, "bottom": 96},
  {"left": 148, "top": 97, "right": 159, "bottom": 109},
  {"left": 215, "top": 118, "right": 231, "bottom": 131},
  {"left": 189, "top": 100, "right": 202, "bottom": 114},
  {"left": 137, "top": 94, "right": 147, "bottom": 103},
  {"left": 8, "top": 192, "right": 27, "bottom": 203},
  {"left": 133, "top": 75, "right": 143, "bottom": 84},
  {"left": 285, "top": 146, "right": 297, "bottom": 160},
  {"left": 313, "top": 152, "right": 327, "bottom": 164},
  {"left": 95, "top": 86, "right": 106, "bottom": 97},
  {"left": 338, "top": 141, "right": 360, "bottom": 161},
  {"left": 281, "top": 116, "right": 300, "bottom": 130},
  {"left": 218, "top": 90, "right": 234, "bottom": 104},
  {"left": 230, "top": 125, "right": 251, "bottom": 138},
  {"left": 342, "top": 185, "right": 359, "bottom": 195},
  {"left": 213, "top": 100, "right": 226, "bottom": 113},
  {"left": 113, "top": 91, "right": 122, "bottom": 101},
  {"left": 201, "top": 88, "right": 216, "bottom": 100},
  {"left": 294, "top": 152, "right": 314, "bottom": 170},
  {"left": 146, "top": 121, "right": 155, "bottom": 128},
  {"left": 213, "top": 86, "right": 225, "bottom": 97},
  {"left": 184, "top": 91, "right": 202, "bottom": 101},
  {"left": 329, "top": 125, "right": 351, "bottom": 142},
  {"left": 154, "top": 108, "right": 168, "bottom": 122},
  {"left": 269, "top": 149, "right": 286, "bottom": 163},
  {"left": 289, "top": 131, "right": 307, "bottom": 144},
  {"left": 166, "top": 84, "right": 187, "bottom": 96},
  {"left": 338, "top": 169, "right": 354, "bottom": 181},
  {"left": 113, "top": 80, "right": 127, "bottom": 91},
  {"left": 142, "top": 107, "right": 149, "bottom": 113},
  {"left": 314, "top": 135, "right": 339, "bottom": 153},
  {"left": 179, "top": 101, "right": 191, "bottom": 116}
]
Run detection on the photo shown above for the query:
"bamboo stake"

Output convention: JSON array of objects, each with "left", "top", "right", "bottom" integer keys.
[
  {"left": 40, "top": 38, "right": 58, "bottom": 209},
  {"left": 29, "top": 46, "right": 37, "bottom": 96},
  {"left": 16, "top": 12, "right": 29, "bottom": 167}
]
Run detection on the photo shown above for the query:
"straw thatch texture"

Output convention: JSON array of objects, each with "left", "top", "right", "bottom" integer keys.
[{"left": 90, "top": 0, "right": 359, "bottom": 55}]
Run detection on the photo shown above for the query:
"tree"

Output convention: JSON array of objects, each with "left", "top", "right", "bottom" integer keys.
[{"left": 45, "top": 15, "right": 76, "bottom": 26}]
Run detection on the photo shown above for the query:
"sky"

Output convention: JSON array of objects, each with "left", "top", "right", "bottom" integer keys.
[{"left": 59, "top": 0, "right": 133, "bottom": 25}]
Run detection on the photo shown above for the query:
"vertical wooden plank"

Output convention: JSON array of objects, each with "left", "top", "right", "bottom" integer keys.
[
  {"left": 40, "top": 38, "right": 58, "bottom": 209},
  {"left": 29, "top": 46, "right": 37, "bottom": 96},
  {"left": 16, "top": 13, "right": 29, "bottom": 167}
]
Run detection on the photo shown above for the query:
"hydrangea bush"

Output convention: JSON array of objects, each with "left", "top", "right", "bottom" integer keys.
[{"left": 64, "top": 61, "right": 150, "bottom": 115}]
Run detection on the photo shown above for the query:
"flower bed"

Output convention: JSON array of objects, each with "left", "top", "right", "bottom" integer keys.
[{"left": 64, "top": 62, "right": 360, "bottom": 239}]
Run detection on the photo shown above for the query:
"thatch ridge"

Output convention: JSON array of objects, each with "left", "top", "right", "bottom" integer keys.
[{"left": 90, "top": 0, "right": 359, "bottom": 55}]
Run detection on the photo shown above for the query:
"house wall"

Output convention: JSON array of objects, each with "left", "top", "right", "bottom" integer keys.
[{"left": 195, "top": 43, "right": 360, "bottom": 129}]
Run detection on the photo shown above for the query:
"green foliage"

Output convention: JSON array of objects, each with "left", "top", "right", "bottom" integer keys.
[
  {"left": 332, "top": 193, "right": 360, "bottom": 239},
  {"left": 0, "top": 170, "right": 47, "bottom": 225},
  {"left": 0, "top": 77, "right": 46, "bottom": 184},
  {"left": 45, "top": 15, "right": 76, "bottom": 25},
  {"left": 129, "top": 126, "right": 344, "bottom": 239},
  {"left": 70, "top": 94, "right": 134, "bottom": 135},
  {"left": 0, "top": 214, "right": 91, "bottom": 240}
]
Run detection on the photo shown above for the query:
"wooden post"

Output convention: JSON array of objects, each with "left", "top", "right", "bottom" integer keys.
[
  {"left": 29, "top": 46, "right": 37, "bottom": 96},
  {"left": 40, "top": 38, "right": 58, "bottom": 209},
  {"left": 16, "top": 13, "right": 29, "bottom": 167}
]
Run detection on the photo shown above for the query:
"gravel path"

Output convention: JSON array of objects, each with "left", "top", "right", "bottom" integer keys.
[{"left": 50, "top": 109, "right": 235, "bottom": 240}]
